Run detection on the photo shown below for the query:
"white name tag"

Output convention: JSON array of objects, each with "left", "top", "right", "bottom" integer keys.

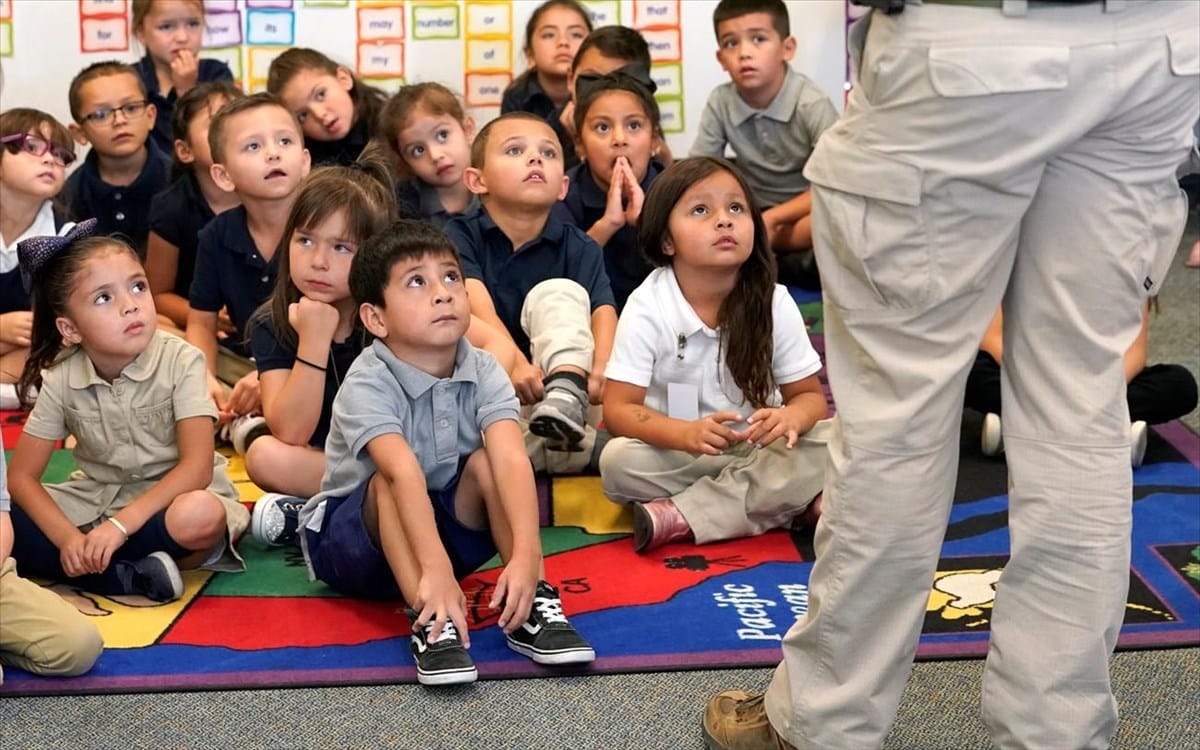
[{"left": 667, "top": 382, "right": 700, "bottom": 421}]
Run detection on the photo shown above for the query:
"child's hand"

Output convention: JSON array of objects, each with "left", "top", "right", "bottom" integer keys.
[
  {"left": 558, "top": 100, "right": 576, "bottom": 141},
  {"left": 414, "top": 567, "right": 470, "bottom": 647},
  {"left": 511, "top": 360, "right": 545, "bottom": 405},
  {"left": 681, "top": 412, "right": 747, "bottom": 456},
  {"left": 288, "top": 297, "right": 341, "bottom": 344},
  {"left": 587, "top": 370, "right": 605, "bottom": 405},
  {"left": 599, "top": 162, "right": 628, "bottom": 232},
  {"left": 83, "top": 520, "right": 127, "bottom": 573},
  {"left": 59, "top": 530, "right": 92, "bottom": 577},
  {"left": 746, "top": 405, "right": 811, "bottom": 450},
  {"left": 216, "top": 308, "right": 237, "bottom": 338},
  {"left": 490, "top": 555, "right": 538, "bottom": 634},
  {"left": 169, "top": 48, "right": 200, "bottom": 95},
  {"left": 206, "top": 371, "right": 232, "bottom": 422},
  {"left": 618, "top": 158, "right": 645, "bottom": 227},
  {"left": 227, "top": 370, "right": 261, "bottom": 417},
  {"left": 0, "top": 311, "right": 32, "bottom": 347}
]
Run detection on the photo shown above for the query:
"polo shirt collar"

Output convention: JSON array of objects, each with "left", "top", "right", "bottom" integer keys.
[
  {"left": 659, "top": 267, "right": 715, "bottom": 339},
  {"left": 78, "top": 140, "right": 169, "bottom": 195},
  {"left": 65, "top": 330, "right": 168, "bottom": 388},
  {"left": 371, "top": 337, "right": 477, "bottom": 396},
  {"left": 730, "top": 66, "right": 799, "bottom": 126},
  {"left": 417, "top": 181, "right": 478, "bottom": 218},
  {"left": 477, "top": 204, "right": 566, "bottom": 251}
]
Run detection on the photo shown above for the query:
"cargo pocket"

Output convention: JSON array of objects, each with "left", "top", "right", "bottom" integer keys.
[
  {"left": 928, "top": 44, "right": 1069, "bottom": 98},
  {"left": 1168, "top": 29, "right": 1200, "bottom": 77},
  {"left": 804, "top": 136, "right": 930, "bottom": 312},
  {"left": 134, "top": 399, "right": 176, "bottom": 447}
]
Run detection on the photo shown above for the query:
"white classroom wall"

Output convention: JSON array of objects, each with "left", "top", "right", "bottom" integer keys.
[{"left": 0, "top": 0, "right": 845, "bottom": 161}]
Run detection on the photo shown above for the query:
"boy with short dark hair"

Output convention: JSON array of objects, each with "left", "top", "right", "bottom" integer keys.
[
  {"left": 299, "top": 219, "right": 594, "bottom": 686},
  {"left": 446, "top": 112, "right": 617, "bottom": 474},
  {"left": 185, "top": 93, "right": 311, "bottom": 441},
  {"left": 65, "top": 61, "right": 171, "bottom": 256},
  {"left": 691, "top": 0, "right": 838, "bottom": 280}
]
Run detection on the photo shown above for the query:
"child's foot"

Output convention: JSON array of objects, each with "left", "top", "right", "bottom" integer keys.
[
  {"left": 1186, "top": 239, "right": 1200, "bottom": 268},
  {"left": 980, "top": 412, "right": 1004, "bottom": 457},
  {"left": 702, "top": 690, "right": 796, "bottom": 750},
  {"left": 631, "top": 497, "right": 693, "bottom": 553},
  {"left": 251, "top": 493, "right": 305, "bottom": 546},
  {"left": 1131, "top": 420, "right": 1148, "bottom": 468},
  {"left": 505, "top": 581, "right": 595, "bottom": 665},
  {"left": 405, "top": 608, "right": 478, "bottom": 686},
  {"left": 116, "top": 551, "right": 184, "bottom": 602},
  {"left": 529, "top": 375, "right": 588, "bottom": 451}
]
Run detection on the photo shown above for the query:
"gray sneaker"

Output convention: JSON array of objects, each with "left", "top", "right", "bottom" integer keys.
[
  {"left": 251, "top": 493, "right": 305, "bottom": 547},
  {"left": 117, "top": 551, "right": 184, "bottom": 602},
  {"left": 529, "top": 382, "right": 588, "bottom": 451}
]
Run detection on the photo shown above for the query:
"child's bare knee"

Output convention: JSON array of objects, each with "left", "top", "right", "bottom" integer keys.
[{"left": 170, "top": 491, "right": 228, "bottom": 544}]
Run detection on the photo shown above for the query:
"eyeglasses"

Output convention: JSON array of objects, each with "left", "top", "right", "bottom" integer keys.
[
  {"left": 80, "top": 100, "right": 150, "bottom": 126},
  {"left": 0, "top": 132, "right": 77, "bottom": 167}
]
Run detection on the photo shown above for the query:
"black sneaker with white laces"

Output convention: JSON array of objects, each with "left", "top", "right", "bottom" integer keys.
[
  {"left": 405, "top": 609, "right": 478, "bottom": 686},
  {"left": 506, "top": 581, "right": 596, "bottom": 665}
]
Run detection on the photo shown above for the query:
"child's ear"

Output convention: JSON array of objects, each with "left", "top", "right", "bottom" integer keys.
[
  {"left": 556, "top": 173, "right": 569, "bottom": 202},
  {"left": 781, "top": 36, "right": 797, "bottom": 62},
  {"left": 663, "top": 235, "right": 676, "bottom": 256},
  {"left": 300, "top": 147, "right": 312, "bottom": 177},
  {"left": 56, "top": 316, "right": 81, "bottom": 345},
  {"left": 462, "top": 115, "right": 477, "bottom": 143},
  {"left": 359, "top": 302, "right": 388, "bottom": 338},
  {"left": 335, "top": 66, "right": 355, "bottom": 92},
  {"left": 146, "top": 102, "right": 158, "bottom": 129},
  {"left": 174, "top": 139, "right": 195, "bottom": 165},
  {"left": 68, "top": 123, "right": 91, "bottom": 146},
  {"left": 463, "top": 167, "right": 488, "bottom": 196},
  {"left": 210, "top": 163, "right": 238, "bottom": 194}
]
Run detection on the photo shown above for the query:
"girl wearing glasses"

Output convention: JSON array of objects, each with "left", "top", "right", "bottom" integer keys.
[{"left": 0, "top": 108, "right": 75, "bottom": 410}]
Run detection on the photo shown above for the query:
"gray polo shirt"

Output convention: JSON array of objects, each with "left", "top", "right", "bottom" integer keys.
[
  {"left": 299, "top": 337, "right": 520, "bottom": 545},
  {"left": 690, "top": 66, "right": 839, "bottom": 208}
]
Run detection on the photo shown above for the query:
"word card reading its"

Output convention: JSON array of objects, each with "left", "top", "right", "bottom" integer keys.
[
  {"left": 246, "top": 9, "right": 295, "bottom": 46},
  {"left": 465, "top": 72, "right": 512, "bottom": 108},
  {"left": 412, "top": 3, "right": 459, "bottom": 40},
  {"left": 358, "top": 4, "right": 404, "bottom": 42},
  {"left": 357, "top": 42, "right": 404, "bottom": 78},
  {"left": 202, "top": 11, "right": 242, "bottom": 48}
]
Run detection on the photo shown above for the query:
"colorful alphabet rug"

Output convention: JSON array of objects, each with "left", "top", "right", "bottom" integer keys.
[{"left": 1, "top": 413, "right": 1196, "bottom": 696}]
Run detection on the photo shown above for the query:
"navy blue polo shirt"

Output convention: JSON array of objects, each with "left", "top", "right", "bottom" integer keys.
[
  {"left": 560, "top": 159, "right": 662, "bottom": 312},
  {"left": 501, "top": 75, "right": 578, "bottom": 171},
  {"left": 0, "top": 207, "right": 67, "bottom": 314},
  {"left": 189, "top": 205, "right": 276, "bottom": 356},
  {"left": 135, "top": 55, "right": 234, "bottom": 156},
  {"left": 306, "top": 117, "right": 371, "bottom": 168},
  {"left": 248, "top": 314, "right": 368, "bottom": 448},
  {"left": 395, "top": 179, "right": 480, "bottom": 229},
  {"left": 148, "top": 171, "right": 220, "bottom": 298},
  {"left": 443, "top": 204, "right": 615, "bottom": 359},
  {"left": 65, "top": 141, "right": 172, "bottom": 257}
]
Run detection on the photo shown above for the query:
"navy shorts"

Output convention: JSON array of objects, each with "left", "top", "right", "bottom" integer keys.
[{"left": 305, "top": 464, "right": 498, "bottom": 600}]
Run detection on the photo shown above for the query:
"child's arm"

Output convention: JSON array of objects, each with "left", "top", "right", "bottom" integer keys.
[
  {"left": 603, "top": 380, "right": 746, "bottom": 456},
  {"left": 465, "top": 279, "right": 544, "bottom": 404},
  {"left": 588, "top": 304, "right": 618, "bottom": 404},
  {"left": 689, "top": 96, "right": 728, "bottom": 158},
  {"left": 980, "top": 310, "right": 1004, "bottom": 365},
  {"left": 145, "top": 233, "right": 191, "bottom": 330},
  {"left": 7, "top": 433, "right": 92, "bottom": 576},
  {"left": 481, "top": 418, "right": 541, "bottom": 632},
  {"left": 81, "top": 416, "right": 216, "bottom": 573},
  {"left": 0, "top": 511, "right": 11, "bottom": 565},
  {"left": 0, "top": 311, "right": 32, "bottom": 355},
  {"left": 256, "top": 299, "right": 339, "bottom": 445},
  {"left": 743, "top": 374, "right": 827, "bottom": 450},
  {"left": 465, "top": 315, "right": 520, "bottom": 375},
  {"left": 366, "top": 432, "right": 468, "bottom": 643},
  {"left": 185, "top": 308, "right": 229, "bottom": 413}
]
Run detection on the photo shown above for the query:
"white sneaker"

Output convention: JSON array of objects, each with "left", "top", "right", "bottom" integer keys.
[
  {"left": 251, "top": 493, "right": 305, "bottom": 546},
  {"left": 1130, "top": 420, "right": 1148, "bottom": 468},
  {"left": 981, "top": 413, "right": 1004, "bottom": 457},
  {"left": 229, "top": 414, "right": 270, "bottom": 456}
]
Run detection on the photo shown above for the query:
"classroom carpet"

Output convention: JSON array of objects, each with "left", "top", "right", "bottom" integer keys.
[{"left": 0, "top": 410, "right": 1197, "bottom": 697}]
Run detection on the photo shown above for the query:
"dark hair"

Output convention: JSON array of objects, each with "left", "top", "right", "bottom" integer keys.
[
  {"left": 17, "top": 236, "right": 141, "bottom": 409},
  {"left": 572, "top": 73, "right": 661, "bottom": 140},
  {"left": 509, "top": 0, "right": 594, "bottom": 96},
  {"left": 469, "top": 111, "right": 556, "bottom": 169},
  {"left": 712, "top": 0, "right": 790, "bottom": 41},
  {"left": 379, "top": 82, "right": 468, "bottom": 180},
  {"left": 266, "top": 48, "right": 388, "bottom": 141},
  {"left": 0, "top": 108, "right": 74, "bottom": 163},
  {"left": 132, "top": 0, "right": 203, "bottom": 31},
  {"left": 249, "top": 151, "right": 397, "bottom": 351},
  {"left": 207, "top": 92, "right": 299, "bottom": 164},
  {"left": 169, "top": 81, "right": 245, "bottom": 179},
  {"left": 68, "top": 61, "right": 146, "bottom": 122},
  {"left": 571, "top": 26, "right": 651, "bottom": 75},
  {"left": 350, "top": 219, "right": 461, "bottom": 309},
  {"left": 638, "top": 156, "right": 777, "bottom": 409}
]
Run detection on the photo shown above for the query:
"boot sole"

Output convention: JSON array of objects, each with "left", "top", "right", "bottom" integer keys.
[{"left": 528, "top": 415, "right": 586, "bottom": 451}]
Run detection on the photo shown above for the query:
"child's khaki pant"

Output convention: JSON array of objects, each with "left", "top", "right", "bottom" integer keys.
[{"left": 0, "top": 557, "right": 103, "bottom": 680}]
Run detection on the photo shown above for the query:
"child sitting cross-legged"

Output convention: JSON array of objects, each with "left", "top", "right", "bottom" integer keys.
[{"left": 298, "top": 220, "right": 595, "bottom": 686}]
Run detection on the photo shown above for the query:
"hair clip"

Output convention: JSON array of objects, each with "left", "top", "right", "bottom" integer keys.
[{"left": 17, "top": 218, "right": 99, "bottom": 293}]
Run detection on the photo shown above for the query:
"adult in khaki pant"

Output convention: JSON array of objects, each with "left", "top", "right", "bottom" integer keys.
[
  {"left": 702, "top": 1, "right": 1200, "bottom": 749},
  {"left": 0, "top": 449, "right": 103, "bottom": 683}
]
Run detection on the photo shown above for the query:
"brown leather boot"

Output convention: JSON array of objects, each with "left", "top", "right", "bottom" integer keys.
[{"left": 701, "top": 691, "right": 796, "bottom": 750}]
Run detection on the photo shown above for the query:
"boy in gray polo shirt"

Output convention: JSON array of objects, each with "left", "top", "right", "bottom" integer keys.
[
  {"left": 691, "top": 0, "right": 838, "bottom": 283},
  {"left": 298, "top": 220, "right": 594, "bottom": 686}
]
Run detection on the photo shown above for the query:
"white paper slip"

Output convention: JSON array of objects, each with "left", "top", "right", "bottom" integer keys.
[{"left": 667, "top": 382, "right": 700, "bottom": 421}]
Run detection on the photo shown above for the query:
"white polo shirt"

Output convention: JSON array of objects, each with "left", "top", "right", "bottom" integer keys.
[{"left": 605, "top": 266, "right": 822, "bottom": 428}]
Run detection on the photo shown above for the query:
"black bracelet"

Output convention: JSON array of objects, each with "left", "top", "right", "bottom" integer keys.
[{"left": 295, "top": 356, "right": 327, "bottom": 372}]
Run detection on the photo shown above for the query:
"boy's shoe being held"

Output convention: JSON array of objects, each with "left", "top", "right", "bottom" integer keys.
[
  {"left": 224, "top": 414, "right": 270, "bottom": 456},
  {"left": 251, "top": 493, "right": 305, "bottom": 546},
  {"left": 405, "top": 609, "right": 477, "bottom": 686},
  {"left": 529, "top": 374, "right": 589, "bottom": 451},
  {"left": 506, "top": 581, "right": 595, "bottom": 665},
  {"left": 115, "top": 551, "right": 184, "bottom": 602}
]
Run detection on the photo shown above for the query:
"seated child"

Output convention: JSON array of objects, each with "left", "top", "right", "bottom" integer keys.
[
  {"left": 7, "top": 221, "right": 248, "bottom": 605},
  {"left": 64, "top": 61, "right": 172, "bottom": 257},
  {"left": 1, "top": 442, "right": 104, "bottom": 683},
  {"left": 299, "top": 219, "right": 594, "bottom": 686},
  {"left": 600, "top": 157, "right": 829, "bottom": 553},
  {"left": 690, "top": 0, "right": 838, "bottom": 284},
  {"left": 380, "top": 82, "right": 479, "bottom": 228},
  {"left": 967, "top": 305, "right": 1199, "bottom": 467},
  {"left": 501, "top": 0, "right": 592, "bottom": 151},
  {"left": 0, "top": 108, "right": 74, "bottom": 410},
  {"left": 185, "top": 93, "right": 311, "bottom": 441},
  {"left": 246, "top": 157, "right": 396, "bottom": 542},
  {"left": 268, "top": 48, "right": 388, "bottom": 168},
  {"left": 131, "top": 0, "right": 235, "bottom": 156},
  {"left": 561, "top": 68, "right": 663, "bottom": 311},
  {"left": 444, "top": 113, "right": 617, "bottom": 473},
  {"left": 145, "top": 82, "right": 244, "bottom": 333}
]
